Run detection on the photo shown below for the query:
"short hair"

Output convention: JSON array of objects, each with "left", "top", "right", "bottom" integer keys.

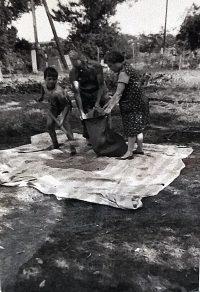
[
  {"left": 44, "top": 67, "right": 58, "bottom": 79},
  {"left": 104, "top": 51, "right": 125, "bottom": 64}
]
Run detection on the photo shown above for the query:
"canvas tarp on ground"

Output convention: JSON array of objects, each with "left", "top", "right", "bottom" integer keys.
[{"left": 0, "top": 132, "right": 192, "bottom": 209}]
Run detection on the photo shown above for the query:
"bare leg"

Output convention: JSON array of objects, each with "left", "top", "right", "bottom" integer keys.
[
  {"left": 63, "top": 114, "right": 74, "bottom": 140},
  {"left": 136, "top": 133, "right": 143, "bottom": 152},
  {"left": 127, "top": 136, "right": 136, "bottom": 153},
  {"left": 120, "top": 136, "right": 136, "bottom": 159},
  {"left": 47, "top": 115, "right": 59, "bottom": 148},
  {"left": 63, "top": 114, "right": 77, "bottom": 155}
]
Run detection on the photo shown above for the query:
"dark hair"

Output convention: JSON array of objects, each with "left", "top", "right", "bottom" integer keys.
[
  {"left": 104, "top": 51, "right": 125, "bottom": 64},
  {"left": 44, "top": 67, "right": 58, "bottom": 79}
]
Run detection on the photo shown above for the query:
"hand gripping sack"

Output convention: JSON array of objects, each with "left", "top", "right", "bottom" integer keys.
[{"left": 84, "top": 115, "right": 128, "bottom": 157}]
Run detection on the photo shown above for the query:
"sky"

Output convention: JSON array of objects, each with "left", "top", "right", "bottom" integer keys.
[{"left": 13, "top": 0, "right": 200, "bottom": 43}]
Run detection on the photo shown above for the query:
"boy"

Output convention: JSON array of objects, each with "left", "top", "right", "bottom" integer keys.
[{"left": 38, "top": 67, "right": 76, "bottom": 153}]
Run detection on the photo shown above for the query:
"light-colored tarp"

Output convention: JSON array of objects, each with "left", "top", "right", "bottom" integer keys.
[{"left": 0, "top": 131, "right": 192, "bottom": 209}]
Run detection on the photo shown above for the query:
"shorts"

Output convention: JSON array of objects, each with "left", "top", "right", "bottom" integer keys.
[{"left": 50, "top": 100, "right": 72, "bottom": 117}]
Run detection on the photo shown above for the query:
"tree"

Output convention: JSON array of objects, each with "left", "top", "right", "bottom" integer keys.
[
  {"left": 0, "top": 0, "right": 41, "bottom": 28},
  {"left": 0, "top": 0, "right": 41, "bottom": 67},
  {"left": 139, "top": 33, "right": 176, "bottom": 54},
  {"left": 176, "top": 4, "right": 200, "bottom": 51},
  {"left": 52, "top": 0, "right": 137, "bottom": 59},
  {"left": 14, "top": 38, "right": 32, "bottom": 53},
  {"left": 0, "top": 26, "right": 17, "bottom": 62},
  {"left": 139, "top": 34, "right": 163, "bottom": 54}
]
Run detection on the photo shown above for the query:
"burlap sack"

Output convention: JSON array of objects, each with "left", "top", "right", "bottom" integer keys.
[{"left": 85, "top": 115, "right": 128, "bottom": 157}]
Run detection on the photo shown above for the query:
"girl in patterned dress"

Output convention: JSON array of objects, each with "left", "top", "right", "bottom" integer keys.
[{"left": 103, "top": 51, "right": 148, "bottom": 160}]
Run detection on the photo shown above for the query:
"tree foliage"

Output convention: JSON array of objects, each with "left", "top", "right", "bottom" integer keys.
[
  {"left": 52, "top": 0, "right": 137, "bottom": 59},
  {"left": 0, "top": 0, "right": 41, "bottom": 65},
  {"left": 0, "top": 26, "right": 17, "bottom": 62},
  {"left": 53, "top": 0, "right": 133, "bottom": 30},
  {"left": 139, "top": 34, "right": 163, "bottom": 53},
  {"left": 14, "top": 38, "right": 32, "bottom": 53},
  {"left": 176, "top": 4, "right": 200, "bottom": 51},
  {"left": 0, "top": 0, "right": 41, "bottom": 30},
  {"left": 139, "top": 33, "right": 176, "bottom": 53}
]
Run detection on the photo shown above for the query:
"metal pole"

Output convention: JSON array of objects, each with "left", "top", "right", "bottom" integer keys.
[
  {"left": 163, "top": 0, "right": 169, "bottom": 53},
  {"left": 42, "top": 0, "right": 68, "bottom": 70}
]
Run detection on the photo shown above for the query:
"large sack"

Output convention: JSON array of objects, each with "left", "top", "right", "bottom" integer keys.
[{"left": 85, "top": 115, "right": 128, "bottom": 157}]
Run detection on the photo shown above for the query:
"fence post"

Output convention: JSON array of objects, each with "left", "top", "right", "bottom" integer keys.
[
  {"left": 31, "top": 49, "right": 38, "bottom": 73},
  {"left": 179, "top": 53, "right": 182, "bottom": 71}
]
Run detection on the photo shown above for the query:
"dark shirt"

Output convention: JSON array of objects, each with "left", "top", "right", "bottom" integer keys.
[{"left": 69, "top": 61, "right": 104, "bottom": 95}]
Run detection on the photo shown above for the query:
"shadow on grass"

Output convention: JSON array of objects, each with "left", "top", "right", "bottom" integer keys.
[{"left": 2, "top": 182, "right": 200, "bottom": 292}]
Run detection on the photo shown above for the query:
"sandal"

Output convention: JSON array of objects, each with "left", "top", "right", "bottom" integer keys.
[{"left": 116, "top": 152, "right": 134, "bottom": 160}]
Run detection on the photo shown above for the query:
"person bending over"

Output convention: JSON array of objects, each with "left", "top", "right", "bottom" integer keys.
[
  {"left": 69, "top": 58, "right": 110, "bottom": 143},
  {"left": 38, "top": 67, "right": 75, "bottom": 152}
]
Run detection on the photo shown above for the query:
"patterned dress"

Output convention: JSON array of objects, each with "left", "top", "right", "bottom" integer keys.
[{"left": 118, "top": 63, "right": 148, "bottom": 137}]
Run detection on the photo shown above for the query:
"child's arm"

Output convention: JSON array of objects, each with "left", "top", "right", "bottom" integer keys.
[
  {"left": 57, "top": 89, "right": 71, "bottom": 126},
  {"left": 59, "top": 98, "right": 70, "bottom": 127},
  {"left": 38, "top": 85, "right": 45, "bottom": 102},
  {"left": 59, "top": 106, "right": 68, "bottom": 127}
]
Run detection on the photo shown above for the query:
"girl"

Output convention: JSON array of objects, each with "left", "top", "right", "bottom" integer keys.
[{"left": 103, "top": 51, "right": 148, "bottom": 160}]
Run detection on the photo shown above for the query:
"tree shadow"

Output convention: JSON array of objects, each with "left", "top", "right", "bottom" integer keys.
[{"left": 2, "top": 181, "right": 199, "bottom": 292}]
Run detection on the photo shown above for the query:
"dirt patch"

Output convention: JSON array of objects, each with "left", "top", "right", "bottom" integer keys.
[
  {"left": 1, "top": 71, "right": 200, "bottom": 292},
  {"left": 45, "top": 153, "right": 109, "bottom": 172}
]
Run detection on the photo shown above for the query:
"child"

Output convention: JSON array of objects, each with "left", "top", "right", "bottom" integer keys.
[
  {"left": 103, "top": 51, "right": 149, "bottom": 160},
  {"left": 38, "top": 67, "right": 76, "bottom": 153}
]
